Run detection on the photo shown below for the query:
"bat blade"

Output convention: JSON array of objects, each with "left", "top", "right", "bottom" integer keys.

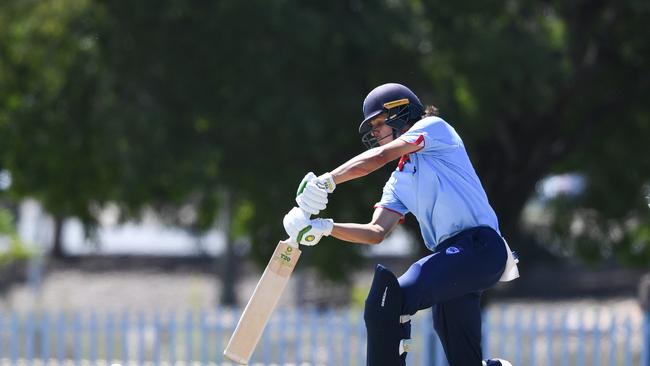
[{"left": 224, "top": 240, "right": 301, "bottom": 364}]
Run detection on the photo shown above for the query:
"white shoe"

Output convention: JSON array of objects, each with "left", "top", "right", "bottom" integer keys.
[{"left": 483, "top": 359, "right": 513, "bottom": 366}]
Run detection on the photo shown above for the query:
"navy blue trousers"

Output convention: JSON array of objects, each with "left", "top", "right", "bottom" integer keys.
[{"left": 398, "top": 227, "right": 507, "bottom": 366}]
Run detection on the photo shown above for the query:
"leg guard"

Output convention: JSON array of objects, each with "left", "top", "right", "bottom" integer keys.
[{"left": 364, "top": 265, "right": 411, "bottom": 366}]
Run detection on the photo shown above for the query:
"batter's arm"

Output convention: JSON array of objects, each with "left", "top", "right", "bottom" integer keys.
[
  {"left": 330, "top": 207, "right": 403, "bottom": 245},
  {"left": 330, "top": 138, "right": 421, "bottom": 185}
]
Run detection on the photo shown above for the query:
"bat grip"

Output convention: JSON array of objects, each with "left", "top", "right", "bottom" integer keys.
[{"left": 284, "top": 207, "right": 311, "bottom": 248}]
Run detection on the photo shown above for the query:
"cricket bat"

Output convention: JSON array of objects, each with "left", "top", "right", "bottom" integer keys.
[{"left": 223, "top": 240, "right": 302, "bottom": 364}]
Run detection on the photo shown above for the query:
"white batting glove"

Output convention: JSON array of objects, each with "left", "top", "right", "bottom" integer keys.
[
  {"left": 313, "top": 172, "right": 336, "bottom": 193},
  {"left": 282, "top": 207, "right": 333, "bottom": 246},
  {"left": 295, "top": 172, "right": 336, "bottom": 215},
  {"left": 283, "top": 207, "right": 311, "bottom": 242},
  {"left": 298, "top": 218, "right": 334, "bottom": 246}
]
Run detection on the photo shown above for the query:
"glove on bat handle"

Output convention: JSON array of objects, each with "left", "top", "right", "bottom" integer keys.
[{"left": 285, "top": 207, "right": 312, "bottom": 248}]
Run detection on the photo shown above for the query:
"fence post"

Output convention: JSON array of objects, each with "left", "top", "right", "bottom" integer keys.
[
  {"left": 645, "top": 310, "right": 650, "bottom": 366},
  {"left": 639, "top": 273, "right": 650, "bottom": 366}
]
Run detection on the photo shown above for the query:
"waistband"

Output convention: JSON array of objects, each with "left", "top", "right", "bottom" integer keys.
[{"left": 434, "top": 226, "right": 500, "bottom": 252}]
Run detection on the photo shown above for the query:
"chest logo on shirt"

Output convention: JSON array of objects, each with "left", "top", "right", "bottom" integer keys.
[{"left": 445, "top": 246, "right": 460, "bottom": 255}]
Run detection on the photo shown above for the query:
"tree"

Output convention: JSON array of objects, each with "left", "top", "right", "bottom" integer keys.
[
  {"left": 412, "top": 0, "right": 650, "bottom": 264},
  {"left": 0, "top": 0, "right": 116, "bottom": 257},
  {"left": 1, "top": 0, "right": 649, "bottom": 280}
]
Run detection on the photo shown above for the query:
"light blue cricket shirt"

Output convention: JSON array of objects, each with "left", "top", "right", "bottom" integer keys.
[{"left": 375, "top": 116, "right": 500, "bottom": 251}]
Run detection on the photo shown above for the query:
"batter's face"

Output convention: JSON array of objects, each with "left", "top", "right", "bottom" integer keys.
[{"left": 369, "top": 113, "right": 394, "bottom": 146}]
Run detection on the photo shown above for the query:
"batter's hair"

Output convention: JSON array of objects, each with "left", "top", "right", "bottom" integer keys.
[
  {"left": 424, "top": 105, "right": 439, "bottom": 117},
  {"left": 405, "top": 104, "right": 439, "bottom": 131}
]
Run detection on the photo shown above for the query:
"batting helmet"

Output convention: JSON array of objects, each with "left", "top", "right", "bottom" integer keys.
[{"left": 359, "top": 83, "right": 425, "bottom": 149}]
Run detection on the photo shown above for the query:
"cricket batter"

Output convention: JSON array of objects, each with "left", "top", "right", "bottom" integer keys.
[{"left": 283, "top": 83, "right": 519, "bottom": 366}]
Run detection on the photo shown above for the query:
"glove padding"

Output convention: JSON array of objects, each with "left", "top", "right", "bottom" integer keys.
[
  {"left": 295, "top": 172, "right": 336, "bottom": 215},
  {"left": 313, "top": 172, "right": 336, "bottom": 193},
  {"left": 283, "top": 207, "right": 334, "bottom": 246}
]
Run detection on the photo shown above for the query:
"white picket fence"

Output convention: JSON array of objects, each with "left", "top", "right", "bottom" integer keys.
[{"left": 0, "top": 304, "right": 647, "bottom": 365}]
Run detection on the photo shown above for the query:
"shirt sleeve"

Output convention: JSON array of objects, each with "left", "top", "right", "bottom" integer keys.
[
  {"left": 399, "top": 117, "right": 461, "bottom": 154},
  {"left": 374, "top": 176, "right": 409, "bottom": 217}
]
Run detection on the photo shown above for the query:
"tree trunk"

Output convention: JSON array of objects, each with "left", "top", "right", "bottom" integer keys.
[
  {"left": 219, "top": 189, "right": 238, "bottom": 306},
  {"left": 51, "top": 215, "right": 66, "bottom": 259}
]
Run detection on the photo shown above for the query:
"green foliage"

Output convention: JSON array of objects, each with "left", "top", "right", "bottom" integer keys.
[
  {"left": 232, "top": 200, "right": 254, "bottom": 239},
  {"left": 0, "top": 209, "right": 33, "bottom": 265},
  {"left": 529, "top": 194, "right": 650, "bottom": 267},
  {"left": 0, "top": 240, "right": 32, "bottom": 266},
  {"left": 1, "top": 0, "right": 649, "bottom": 277},
  {"left": 0, "top": 0, "right": 114, "bottom": 230},
  {"left": 0, "top": 209, "right": 15, "bottom": 234}
]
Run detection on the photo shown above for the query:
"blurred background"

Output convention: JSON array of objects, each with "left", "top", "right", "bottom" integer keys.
[{"left": 0, "top": 0, "right": 649, "bottom": 365}]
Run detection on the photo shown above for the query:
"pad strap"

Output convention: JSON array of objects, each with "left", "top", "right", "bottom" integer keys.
[{"left": 399, "top": 339, "right": 412, "bottom": 355}]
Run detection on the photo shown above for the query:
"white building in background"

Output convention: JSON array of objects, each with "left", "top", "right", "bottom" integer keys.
[
  {"left": 17, "top": 199, "right": 226, "bottom": 256},
  {"left": 7, "top": 199, "right": 415, "bottom": 311},
  {"left": 16, "top": 199, "right": 414, "bottom": 257}
]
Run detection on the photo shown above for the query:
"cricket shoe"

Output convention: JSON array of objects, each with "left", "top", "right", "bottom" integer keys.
[{"left": 483, "top": 359, "right": 513, "bottom": 366}]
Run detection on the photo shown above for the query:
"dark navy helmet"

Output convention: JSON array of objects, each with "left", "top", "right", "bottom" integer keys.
[{"left": 359, "top": 83, "right": 425, "bottom": 149}]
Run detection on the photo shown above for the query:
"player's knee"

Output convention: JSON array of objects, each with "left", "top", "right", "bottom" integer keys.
[{"left": 398, "top": 281, "right": 422, "bottom": 316}]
